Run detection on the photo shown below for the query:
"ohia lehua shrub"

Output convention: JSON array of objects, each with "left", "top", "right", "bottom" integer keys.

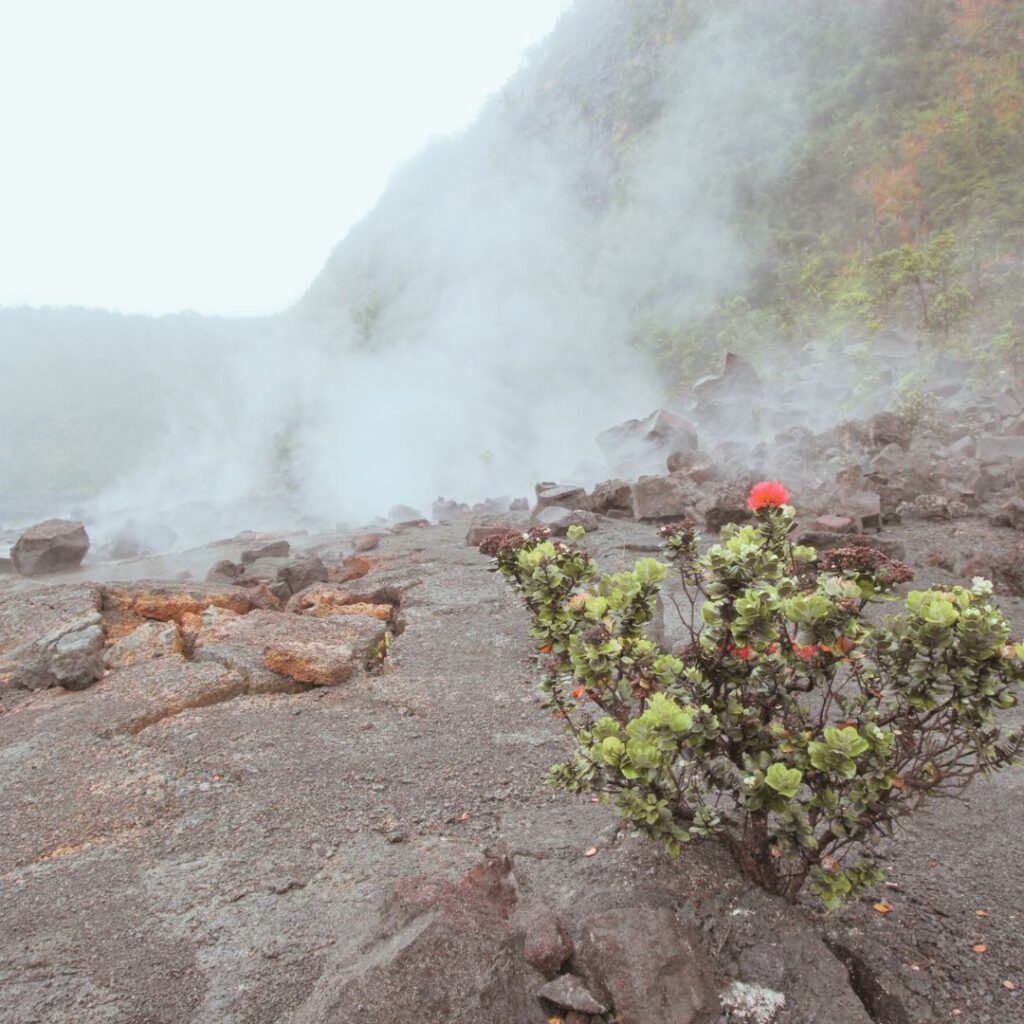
[{"left": 482, "top": 482, "right": 1024, "bottom": 908}]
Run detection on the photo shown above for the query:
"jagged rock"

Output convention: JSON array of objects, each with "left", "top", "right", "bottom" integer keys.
[
  {"left": 587, "top": 479, "right": 633, "bottom": 517},
  {"left": 948, "top": 435, "right": 976, "bottom": 458},
  {"left": 10, "top": 519, "right": 90, "bottom": 576},
  {"left": 104, "top": 620, "right": 183, "bottom": 669},
  {"left": 666, "top": 450, "right": 719, "bottom": 483},
  {"left": 990, "top": 497, "right": 1024, "bottom": 529},
  {"left": 631, "top": 475, "right": 697, "bottom": 521},
  {"left": 838, "top": 491, "right": 882, "bottom": 531},
  {"left": 277, "top": 555, "right": 328, "bottom": 596},
  {"left": 532, "top": 507, "right": 600, "bottom": 536},
  {"left": 392, "top": 518, "right": 430, "bottom": 532},
  {"left": 538, "top": 974, "right": 608, "bottom": 1015},
  {"left": 509, "top": 497, "right": 530, "bottom": 512},
  {"left": 471, "top": 496, "right": 513, "bottom": 516},
  {"left": 466, "top": 523, "right": 518, "bottom": 547},
  {"left": 263, "top": 641, "right": 363, "bottom": 685},
  {"left": 333, "top": 553, "right": 387, "bottom": 583},
  {"left": 693, "top": 352, "right": 762, "bottom": 411},
  {"left": 240, "top": 540, "right": 290, "bottom": 563},
  {"left": 597, "top": 409, "right": 699, "bottom": 478},
  {"left": 868, "top": 442, "right": 906, "bottom": 478},
  {"left": 517, "top": 904, "right": 573, "bottom": 978},
  {"left": 193, "top": 607, "right": 386, "bottom": 687},
  {"left": 289, "top": 855, "right": 533, "bottom": 1024},
  {"left": 109, "top": 519, "right": 177, "bottom": 559},
  {"left": 535, "top": 483, "right": 588, "bottom": 511},
  {"left": 286, "top": 582, "right": 394, "bottom": 622},
  {"left": 869, "top": 412, "right": 912, "bottom": 450},
  {"left": 577, "top": 907, "right": 718, "bottom": 1024},
  {"left": 205, "top": 559, "right": 243, "bottom": 584},
  {"left": 0, "top": 613, "right": 105, "bottom": 691},
  {"left": 102, "top": 581, "right": 267, "bottom": 624},
  {"left": 432, "top": 497, "right": 471, "bottom": 520},
  {"left": 701, "top": 491, "right": 752, "bottom": 533}
]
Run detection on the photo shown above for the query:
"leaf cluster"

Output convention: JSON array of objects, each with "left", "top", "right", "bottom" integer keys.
[{"left": 485, "top": 511, "right": 1024, "bottom": 908}]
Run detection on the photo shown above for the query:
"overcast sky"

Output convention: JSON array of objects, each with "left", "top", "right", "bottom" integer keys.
[{"left": 0, "top": 0, "right": 569, "bottom": 316}]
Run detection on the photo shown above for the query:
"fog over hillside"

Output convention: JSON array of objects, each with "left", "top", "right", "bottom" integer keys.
[{"left": 2, "top": 1, "right": 897, "bottom": 544}]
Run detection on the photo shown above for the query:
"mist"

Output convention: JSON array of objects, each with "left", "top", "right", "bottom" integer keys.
[{"left": 2, "top": 1, "right": 884, "bottom": 548}]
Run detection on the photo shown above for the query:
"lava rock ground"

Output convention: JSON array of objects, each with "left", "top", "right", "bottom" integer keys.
[{"left": 0, "top": 517, "right": 1021, "bottom": 1024}]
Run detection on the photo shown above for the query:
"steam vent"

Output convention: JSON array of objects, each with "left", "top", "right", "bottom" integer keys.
[{"left": 3, "top": 2, "right": 1024, "bottom": 1022}]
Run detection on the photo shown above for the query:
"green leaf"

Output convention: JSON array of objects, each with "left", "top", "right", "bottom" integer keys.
[{"left": 765, "top": 763, "right": 803, "bottom": 798}]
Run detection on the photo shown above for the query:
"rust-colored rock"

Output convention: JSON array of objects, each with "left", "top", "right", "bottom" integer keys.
[
  {"left": 264, "top": 640, "right": 358, "bottom": 685},
  {"left": 519, "top": 904, "right": 573, "bottom": 978},
  {"left": 104, "top": 620, "right": 183, "bottom": 669},
  {"left": 102, "top": 582, "right": 257, "bottom": 624},
  {"left": 287, "top": 583, "right": 393, "bottom": 621},
  {"left": 331, "top": 555, "right": 386, "bottom": 583},
  {"left": 192, "top": 607, "right": 386, "bottom": 688}
]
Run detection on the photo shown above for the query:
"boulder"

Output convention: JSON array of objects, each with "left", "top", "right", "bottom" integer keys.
[
  {"left": 990, "top": 497, "right": 1024, "bottom": 530},
  {"left": 192, "top": 607, "right": 386, "bottom": 688},
  {"left": 10, "top": 519, "right": 89, "bottom": 576},
  {"left": 277, "top": 555, "right": 329, "bottom": 596},
  {"left": 286, "top": 582, "right": 395, "bottom": 622},
  {"left": 693, "top": 352, "right": 763, "bottom": 411},
  {"left": 240, "top": 539, "right": 290, "bottom": 563},
  {"left": 535, "top": 483, "right": 589, "bottom": 512},
  {"left": 0, "top": 613, "right": 105, "bottom": 691},
  {"left": 666, "top": 451, "right": 719, "bottom": 483},
  {"left": 205, "top": 559, "right": 243, "bottom": 584},
  {"left": 102, "top": 581, "right": 268, "bottom": 624},
  {"left": 631, "top": 475, "right": 697, "bottom": 521},
  {"left": 104, "top": 620, "right": 183, "bottom": 669},
  {"left": 869, "top": 412, "right": 912, "bottom": 450},
  {"left": 517, "top": 904, "right": 572, "bottom": 978},
  {"left": 432, "top": 497, "right": 471, "bottom": 520},
  {"left": 701, "top": 488, "right": 752, "bottom": 533},
  {"left": 288, "top": 855, "right": 535, "bottom": 1024},
  {"left": 837, "top": 491, "right": 882, "bottom": 531},
  {"left": 532, "top": 507, "right": 600, "bottom": 536},
  {"left": 538, "top": 974, "right": 608, "bottom": 1015},
  {"left": 597, "top": 409, "right": 699, "bottom": 478},
  {"left": 587, "top": 479, "right": 634, "bottom": 517},
  {"left": 577, "top": 907, "right": 719, "bottom": 1024}
]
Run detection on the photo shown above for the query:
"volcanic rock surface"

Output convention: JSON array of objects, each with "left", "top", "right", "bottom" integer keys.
[{"left": 1, "top": 515, "right": 1022, "bottom": 1024}]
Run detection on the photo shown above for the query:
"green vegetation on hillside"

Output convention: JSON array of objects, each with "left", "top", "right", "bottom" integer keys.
[{"left": 636, "top": 0, "right": 1024, "bottom": 387}]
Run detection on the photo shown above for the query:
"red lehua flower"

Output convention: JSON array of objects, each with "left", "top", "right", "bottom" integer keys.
[
  {"left": 571, "top": 685, "right": 586, "bottom": 699},
  {"left": 793, "top": 644, "right": 818, "bottom": 661},
  {"left": 733, "top": 645, "right": 752, "bottom": 661},
  {"left": 747, "top": 480, "right": 790, "bottom": 511}
]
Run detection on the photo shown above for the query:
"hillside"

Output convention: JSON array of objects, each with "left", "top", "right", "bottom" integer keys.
[{"left": 4, "top": 0, "right": 1024, "bottom": 530}]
